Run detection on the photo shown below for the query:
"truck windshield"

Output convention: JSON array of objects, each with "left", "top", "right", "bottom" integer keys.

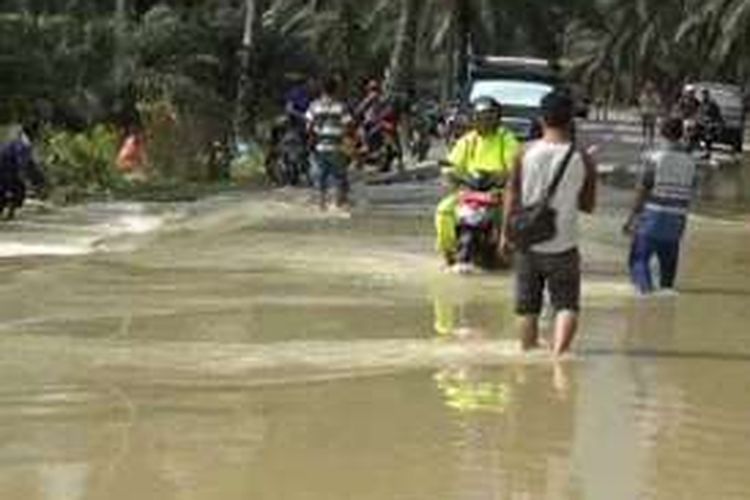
[{"left": 470, "top": 80, "right": 554, "bottom": 108}]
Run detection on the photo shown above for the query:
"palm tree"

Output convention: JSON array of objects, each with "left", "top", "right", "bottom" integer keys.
[{"left": 676, "top": 0, "right": 750, "bottom": 83}]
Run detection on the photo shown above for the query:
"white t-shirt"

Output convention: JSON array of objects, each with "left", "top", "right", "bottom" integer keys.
[{"left": 520, "top": 140, "right": 586, "bottom": 254}]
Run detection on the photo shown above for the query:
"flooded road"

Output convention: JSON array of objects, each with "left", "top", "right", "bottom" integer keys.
[{"left": 1, "top": 155, "right": 750, "bottom": 498}]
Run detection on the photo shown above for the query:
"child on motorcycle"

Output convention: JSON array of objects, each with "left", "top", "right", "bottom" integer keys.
[{"left": 435, "top": 96, "right": 520, "bottom": 269}]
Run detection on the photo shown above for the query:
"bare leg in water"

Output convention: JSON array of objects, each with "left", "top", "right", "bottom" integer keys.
[
  {"left": 519, "top": 310, "right": 577, "bottom": 357},
  {"left": 519, "top": 315, "right": 541, "bottom": 351},
  {"left": 552, "top": 310, "right": 578, "bottom": 357}
]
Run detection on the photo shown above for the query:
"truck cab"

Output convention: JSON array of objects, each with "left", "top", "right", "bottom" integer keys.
[{"left": 466, "top": 56, "right": 586, "bottom": 140}]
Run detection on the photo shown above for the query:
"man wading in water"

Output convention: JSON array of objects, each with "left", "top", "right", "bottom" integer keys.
[
  {"left": 501, "top": 92, "right": 597, "bottom": 357},
  {"left": 624, "top": 116, "right": 696, "bottom": 295},
  {"left": 306, "top": 75, "right": 354, "bottom": 211}
]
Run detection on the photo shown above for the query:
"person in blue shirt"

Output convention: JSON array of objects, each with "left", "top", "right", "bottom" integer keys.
[
  {"left": 284, "top": 75, "right": 316, "bottom": 132},
  {"left": 0, "top": 122, "right": 46, "bottom": 220},
  {"left": 624, "top": 116, "right": 696, "bottom": 294}
]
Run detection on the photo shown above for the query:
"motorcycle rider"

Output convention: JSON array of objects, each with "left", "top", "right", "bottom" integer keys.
[
  {"left": 675, "top": 87, "right": 701, "bottom": 152},
  {"left": 435, "top": 96, "right": 520, "bottom": 268},
  {"left": 355, "top": 79, "right": 403, "bottom": 171},
  {"left": 676, "top": 87, "right": 700, "bottom": 120},
  {"left": 697, "top": 89, "right": 723, "bottom": 158},
  {"left": 278, "top": 75, "right": 316, "bottom": 183},
  {"left": 355, "top": 79, "right": 386, "bottom": 130},
  {"left": 284, "top": 75, "right": 316, "bottom": 134}
]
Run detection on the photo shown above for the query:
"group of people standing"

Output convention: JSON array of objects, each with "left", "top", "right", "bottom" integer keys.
[{"left": 272, "top": 74, "right": 402, "bottom": 211}]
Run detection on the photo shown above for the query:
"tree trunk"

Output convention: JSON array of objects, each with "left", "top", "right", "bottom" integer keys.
[
  {"left": 338, "top": 0, "right": 356, "bottom": 92},
  {"left": 114, "top": 0, "right": 128, "bottom": 87},
  {"left": 234, "top": 0, "right": 262, "bottom": 141},
  {"left": 387, "top": 0, "right": 420, "bottom": 101},
  {"left": 455, "top": 0, "right": 471, "bottom": 102},
  {"left": 443, "top": 19, "right": 456, "bottom": 104}
]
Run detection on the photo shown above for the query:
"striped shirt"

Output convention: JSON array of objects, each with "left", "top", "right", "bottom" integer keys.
[
  {"left": 637, "top": 141, "right": 696, "bottom": 241},
  {"left": 306, "top": 96, "right": 352, "bottom": 154},
  {"left": 641, "top": 142, "right": 696, "bottom": 215}
]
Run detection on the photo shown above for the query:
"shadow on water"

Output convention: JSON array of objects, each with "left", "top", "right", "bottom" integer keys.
[
  {"left": 585, "top": 347, "right": 750, "bottom": 363},
  {"left": 677, "top": 286, "right": 750, "bottom": 297},
  {"left": 694, "top": 157, "right": 750, "bottom": 215}
]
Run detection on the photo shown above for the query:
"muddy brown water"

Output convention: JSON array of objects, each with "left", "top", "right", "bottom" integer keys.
[{"left": 0, "top": 174, "right": 749, "bottom": 500}]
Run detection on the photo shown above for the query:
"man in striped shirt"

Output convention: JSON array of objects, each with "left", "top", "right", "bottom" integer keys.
[
  {"left": 306, "top": 75, "right": 354, "bottom": 210},
  {"left": 624, "top": 117, "right": 697, "bottom": 294}
]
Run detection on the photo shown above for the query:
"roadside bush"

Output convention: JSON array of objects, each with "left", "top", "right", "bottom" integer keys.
[{"left": 41, "top": 125, "right": 123, "bottom": 201}]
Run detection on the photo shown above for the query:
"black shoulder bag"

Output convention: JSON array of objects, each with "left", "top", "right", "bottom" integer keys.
[{"left": 509, "top": 144, "right": 576, "bottom": 251}]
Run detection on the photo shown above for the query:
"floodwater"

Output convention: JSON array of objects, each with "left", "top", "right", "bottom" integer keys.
[{"left": 0, "top": 169, "right": 749, "bottom": 500}]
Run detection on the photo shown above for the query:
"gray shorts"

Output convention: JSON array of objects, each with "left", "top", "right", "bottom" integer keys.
[{"left": 514, "top": 248, "right": 580, "bottom": 315}]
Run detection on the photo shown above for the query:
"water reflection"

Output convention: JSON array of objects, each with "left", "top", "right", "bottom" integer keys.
[
  {"left": 438, "top": 363, "right": 581, "bottom": 499},
  {"left": 430, "top": 277, "right": 584, "bottom": 499},
  {"left": 430, "top": 275, "right": 514, "bottom": 341}
]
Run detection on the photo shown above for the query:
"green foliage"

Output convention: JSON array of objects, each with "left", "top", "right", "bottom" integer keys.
[
  {"left": 41, "top": 125, "right": 123, "bottom": 201},
  {"left": 5, "top": 0, "right": 750, "bottom": 201},
  {"left": 229, "top": 140, "right": 266, "bottom": 182},
  {"left": 137, "top": 95, "right": 230, "bottom": 182}
]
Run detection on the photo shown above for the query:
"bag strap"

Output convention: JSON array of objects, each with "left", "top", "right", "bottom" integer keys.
[{"left": 542, "top": 143, "right": 576, "bottom": 204}]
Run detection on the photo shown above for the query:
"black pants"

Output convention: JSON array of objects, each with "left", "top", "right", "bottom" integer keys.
[{"left": 0, "top": 171, "right": 26, "bottom": 216}]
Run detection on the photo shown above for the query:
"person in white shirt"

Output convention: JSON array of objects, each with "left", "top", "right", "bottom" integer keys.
[
  {"left": 305, "top": 75, "right": 354, "bottom": 210},
  {"left": 501, "top": 91, "right": 597, "bottom": 357}
]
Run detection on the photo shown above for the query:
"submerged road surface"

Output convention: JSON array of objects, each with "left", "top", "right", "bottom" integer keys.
[{"left": 1, "top": 118, "right": 750, "bottom": 500}]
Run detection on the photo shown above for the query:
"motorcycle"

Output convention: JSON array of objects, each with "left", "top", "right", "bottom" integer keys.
[
  {"left": 409, "top": 121, "right": 431, "bottom": 162},
  {"left": 684, "top": 116, "right": 723, "bottom": 159},
  {"left": 454, "top": 174, "right": 505, "bottom": 270},
  {"left": 408, "top": 102, "right": 440, "bottom": 162},
  {"left": 275, "top": 126, "right": 310, "bottom": 187}
]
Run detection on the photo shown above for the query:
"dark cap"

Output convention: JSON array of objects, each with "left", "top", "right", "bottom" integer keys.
[{"left": 540, "top": 91, "right": 574, "bottom": 128}]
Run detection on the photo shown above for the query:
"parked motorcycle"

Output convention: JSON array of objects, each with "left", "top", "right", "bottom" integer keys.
[
  {"left": 683, "top": 117, "right": 701, "bottom": 153},
  {"left": 360, "top": 111, "right": 403, "bottom": 173},
  {"left": 408, "top": 101, "right": 440, "bottom": 162},
  {"left": 684, "top": 117, "right": 722, "bottom": 158}
]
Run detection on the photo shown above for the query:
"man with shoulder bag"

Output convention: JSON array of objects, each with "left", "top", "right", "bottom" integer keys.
[{"left": 500, "top": 91, "right": 597, "bottom": 356}]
